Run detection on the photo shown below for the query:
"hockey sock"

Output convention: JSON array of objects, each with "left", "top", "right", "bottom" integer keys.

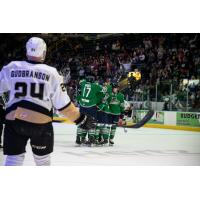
[
  {"left": 110, "top": 125, "right": 117, "bottom": 140},
  {"left": 102, "top": 125, "right": 110, "bottom": 141},
  {"left": 4, "top": 153, "right": 25, "bottom": 166},
  {"left": 77, "top": 127, "right": 87, "bottom": 140},
  {"left": 95, "top": 123, "right": 103, "bottom": 141},
  {"left": 33, "top": 153, "right": 50, "bottom": 166},
  {"left": 88, "top": 128, "right": 96, "bottom": 142}
]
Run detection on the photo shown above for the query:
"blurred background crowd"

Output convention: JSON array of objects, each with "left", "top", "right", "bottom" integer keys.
[{"left": 0, "top": 33, "right": 200, "bottom": 112}]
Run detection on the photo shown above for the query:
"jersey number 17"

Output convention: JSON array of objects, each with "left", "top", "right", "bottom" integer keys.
[{"left": 83, "top": 86, "right": 91, "bottom": 98}]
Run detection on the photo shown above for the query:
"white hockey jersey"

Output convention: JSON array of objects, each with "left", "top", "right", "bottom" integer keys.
[{"left": 0, "top": 61, "right": 71, "bottom": 116}]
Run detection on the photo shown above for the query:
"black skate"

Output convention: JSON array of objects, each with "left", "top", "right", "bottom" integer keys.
[
  {"left": 81, "top": 138, "right": 87, "bottom": 146},
  {"left": 97, "top": 139, "right": 104, "bottom": 146},
  {"left": 97, "top": 135, "right": 103, "bottom": 146},
  {"left": 99, "top": 139, "right": 108, "bottom": 146},
  {"left": 109, "top": 139, "right": 114, "bottom": 146},
  {"left": 86, "top": 136, "right": 95, "bottom": 147},
  {"left": 75, "top": 136, "right": 82, "bottom": 146},
  {"left": 94, "top": 139, "right": 100, "bottom": 146},
  {"left": 85, "top": 140, "right": 94, "bottom": 147}
]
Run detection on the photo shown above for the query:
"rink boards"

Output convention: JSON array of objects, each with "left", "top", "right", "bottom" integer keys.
[{"left": 53, "top": 116, "right": 200, "bottom": 132}]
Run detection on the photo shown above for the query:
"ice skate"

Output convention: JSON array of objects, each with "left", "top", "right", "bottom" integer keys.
[
  {"left": 109, "top": 139, "right": 114, "bottom": 146},
  {"left": 75, "top": 135, "right": 82, "bottom": 146}
]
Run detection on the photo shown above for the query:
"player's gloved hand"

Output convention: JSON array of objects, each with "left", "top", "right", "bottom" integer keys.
[
  {"left": 74, "top": 113, "right": 96, "bottom": 130},
  {"left": 120, "top": 114, "right": 124, "bottom": 119}
]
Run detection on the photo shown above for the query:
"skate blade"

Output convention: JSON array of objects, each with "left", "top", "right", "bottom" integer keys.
[
  {"left": 94, "top": 144, "right": 104, "bottom": 147},
  {"left": 75, "top": 143, "right": 89, "bottom": 147},
  {"left": 75, "top": 144, "right": 82, "bottom": 147},
  {"left": 102, "top": 143, "right": 109, "bottom": 147},
  {"left": 86, "top": 143, "right": 96, "bottom": 147}
]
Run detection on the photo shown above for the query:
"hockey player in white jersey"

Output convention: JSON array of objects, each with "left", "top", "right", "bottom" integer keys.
[{"left": 0, "top": 37, "right": 96, "bottom": 166}]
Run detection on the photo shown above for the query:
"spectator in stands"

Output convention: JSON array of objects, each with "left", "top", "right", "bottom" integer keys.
[{"left": 0, "top": 33, "right": 199, "bottom": 112}]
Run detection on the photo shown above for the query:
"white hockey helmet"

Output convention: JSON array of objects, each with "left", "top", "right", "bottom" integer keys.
[{"left": 26, "top": 37, "right": 47, "bottom": 59}]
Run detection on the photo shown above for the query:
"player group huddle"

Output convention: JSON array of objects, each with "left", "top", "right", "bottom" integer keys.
[{"left": 76, "top": 78, "right": 125, "bottom": 147}]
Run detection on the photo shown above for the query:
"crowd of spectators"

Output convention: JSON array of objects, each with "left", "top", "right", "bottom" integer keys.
[{"left": 0, "top": 33, "right": 200, "bottom": 111}]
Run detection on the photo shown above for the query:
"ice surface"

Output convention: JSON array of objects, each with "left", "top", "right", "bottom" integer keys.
[{"left": 1, "top": 123, "right": 200, "bottom": 166}]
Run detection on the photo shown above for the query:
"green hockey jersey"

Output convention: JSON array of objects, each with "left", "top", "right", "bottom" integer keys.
[
  {"left": 109, "top": 92, "right": 125, "bottom": 115},
  {"left": 97, "top": 84, "right": 112, "bottom": 111},
  {"left": 77, "top": 80, "right": 103, "bottom": 107}
]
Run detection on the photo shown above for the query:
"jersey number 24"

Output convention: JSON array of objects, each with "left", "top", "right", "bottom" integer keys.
[{"left": 15, "top": 82, "right": 44, "bottom": 100}]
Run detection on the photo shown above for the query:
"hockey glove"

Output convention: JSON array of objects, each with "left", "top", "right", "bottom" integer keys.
[{"left": 74, "top": 113, "right": 96, "bottom": 130}]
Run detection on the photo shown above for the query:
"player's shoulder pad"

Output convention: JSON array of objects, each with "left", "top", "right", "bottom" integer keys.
[
  {"left": 44, "top": 64, "right": 61, "bottom": 78},
  {"left": 79, "top": 79, "right": 86, "bottom": 85},
  {"left": 2, "top": 61, "right": 19, "bottom": 70},
  {"left": 80, "top": 79, "right": 86, "bottom": 83},
  {"left": 118, "top": 92, "right": 124, "bottom": 98}
]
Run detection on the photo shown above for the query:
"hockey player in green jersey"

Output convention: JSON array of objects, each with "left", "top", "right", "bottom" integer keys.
[
  {"left": 97, "top": 82, "right": 125, "bottom": 146},
  {"left": 107, "top": 83, "right": 125, "bottom": 146},
  {"left": 76, "top": 78, "right": 103, "bottom": 146},
  {"left": 96, "top": 79, "right": 113, "bottom": 145}
]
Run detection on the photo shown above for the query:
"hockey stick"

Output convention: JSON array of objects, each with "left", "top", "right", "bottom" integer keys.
[{"left": 121, "top": 109, "right": 154, "bottom": 128}]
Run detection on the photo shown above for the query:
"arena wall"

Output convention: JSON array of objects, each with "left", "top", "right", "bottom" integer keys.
[
  {"left": 53, "top": 110, "right": 200, "bottom": 132},
  {"left": 134, "top": 110, "right": 200, "bottom": 132}
]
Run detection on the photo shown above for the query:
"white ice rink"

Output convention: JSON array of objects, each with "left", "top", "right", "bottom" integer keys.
[{"left": 0, "top": 123, "right": 200, "bottom": 165}]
